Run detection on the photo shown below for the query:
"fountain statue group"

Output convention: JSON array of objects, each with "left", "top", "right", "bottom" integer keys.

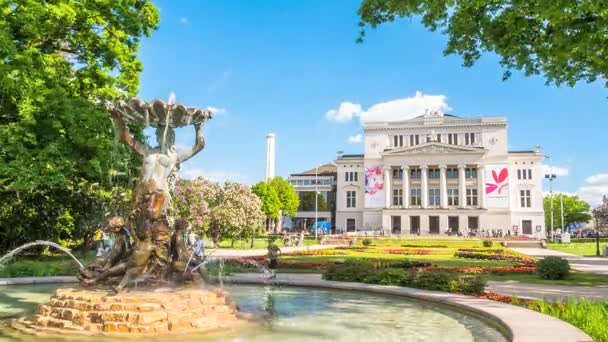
[{"left": 79, "top": 98, "right": 213, "bottom": 292}]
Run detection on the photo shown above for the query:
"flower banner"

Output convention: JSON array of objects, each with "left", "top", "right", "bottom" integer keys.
[
  {"left": 485, "top": 164, "right": 510, "bottom": 208},
  {"left": 364, "top": 165, "right": 385, "bottom": 208}
]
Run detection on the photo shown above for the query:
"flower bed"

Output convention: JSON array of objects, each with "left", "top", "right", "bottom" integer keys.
[
  {"left": 284, "top": 249, "right": 348, "bottom": 256},
  {"left": 454, "top": 248, "right": 536, "bottom": 266},
  {"left": 421, "top": 265, "right": 536, "bottom": 275},
  {"left": 384, "top": 248, "right": 432, "bottom": 255},
  {"left": 401, "top": 244, "right": 448, "bottom": 248}
]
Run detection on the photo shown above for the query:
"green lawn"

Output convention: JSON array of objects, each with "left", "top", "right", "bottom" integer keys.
[
  {"left": 216, "top": 237, "right": 318, "bottom": 249},
  {"left": 0, "top": 253, "right": 95, "bottom": 278},
  {"left": 547, "top": 242, "right": 607, "bottom": 257}
]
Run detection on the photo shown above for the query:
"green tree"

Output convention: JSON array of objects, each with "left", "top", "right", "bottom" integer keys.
[
  {"left": 269, "top": 177, "right": 300, "bottom": 217},
  {"left": 357, "top": 1, "right": 608, "bottom": 88},
  {"left": 544, "top": 194, "right": 592, "bottom": 231},
  {"left": 593, "top": 196, "right": 608, "bottom": 232},
  {"left": 0, "top": 0, "right": 159, "bottom": 252},
  {"left": 299, "top": 192, "right": 329, "bottom": 212},
  {"left": 252, "top": 181, "right": 281, "bottom": 231}
]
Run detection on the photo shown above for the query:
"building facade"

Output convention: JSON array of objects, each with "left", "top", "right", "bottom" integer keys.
[
  {"left": 288, "top": 164, "right": 337, "bottom": 232},
  {"left": 335, "top": 112, "right": 545, "bottom": 237}
]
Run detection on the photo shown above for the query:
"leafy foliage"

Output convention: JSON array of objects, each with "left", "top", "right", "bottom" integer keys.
[
  {"left": 269, "top": 177, "right": 300, "bottom": 217},
  {"left": 252, "top": 181, "right": 281, "bottom": 220},
  {"left": 592, "top": 196, "right": 608, "bottom": 232},
  {"left": 357, "top": 0, "right": 608, "bottom": 88},
  {"left": 544, "top": 194, "right": 592, "bottom": 230},
  {"left": 537, "top": 256, "right": 570, "bottom": 280},
  {"left": 0, "top": 0, "right": 159, "bottom": 253},
  {"left": 202, "top": 179, "right": 265, "bottom": 247},
  {"left": 172, "top": 178, "right": 210, "bottom": 231}
]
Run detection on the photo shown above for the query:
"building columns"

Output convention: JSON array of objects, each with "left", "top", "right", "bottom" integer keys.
[
  {"left": 421, "top": 165, "right": 428, "bottom": 209},
  {"left": 458, "top": 164, "right": 466, "bottom": 208},
  {"left": 478, "top": 165, "right": 486, "bottom": 209},
  {"left": 384, "top": 167, "right": 391, "bottom": 208},
  {"left": 439, "top": 164, "right": 448, "bottom": 209},
  {"left": 402, "top": 165, "right": 410, "bottom": 209}
]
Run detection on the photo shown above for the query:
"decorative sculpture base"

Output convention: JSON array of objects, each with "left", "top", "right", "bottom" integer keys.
[{"left": 12, "top": 287, "right": 240, "bottom": 336}]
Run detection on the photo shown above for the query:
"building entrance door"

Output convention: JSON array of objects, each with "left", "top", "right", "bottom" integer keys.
[
  {"left": 468, "top": 216, "right": 479, "bottom": 235},
  {"left": 410, "top": 216, "right": 420, "bottom": 235},
  {"left": 429, "top": 216, "right": 440, "bottom": 234},
  {"left": 522, "top": 220, "right": 532, "bottom": 235},
  {"left": 448, "top": 216, "right": 459, "bottom": 234},
  {"left": 391, "top": 216, "right": 401, "bottom": 235}
]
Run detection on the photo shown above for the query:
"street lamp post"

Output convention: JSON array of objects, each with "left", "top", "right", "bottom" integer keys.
[
  {"left": 315, "top": 164, "right": 318, "bottom": 240},
  {"left": 544, "top": 155, "right": 557, "bottom": 242}
]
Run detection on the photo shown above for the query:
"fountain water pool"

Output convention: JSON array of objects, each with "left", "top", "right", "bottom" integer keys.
[{"left": 0, "top": 283, "right": 508, "bottom": 342}]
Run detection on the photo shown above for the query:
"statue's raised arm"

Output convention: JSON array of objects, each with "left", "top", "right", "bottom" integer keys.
[
  {"left": 110, "top": 107, "right": 148, "bottom": 156},
  {"left": 178, "top": 123, "right": 206, "bottom": 163}
]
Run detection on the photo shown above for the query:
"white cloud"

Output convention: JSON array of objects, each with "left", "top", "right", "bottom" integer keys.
[
  {"left": 180, "top": 168, "right": 249, "bottom": 184},
  {"left": 542, "top": 165, "right": 570, "bottom": 177},
  {"left": 206, "top": 106, "right": 226, "bottom": 115},
  {"left": 347, "top": 134, "right": 363, "bottom": 144},
  {"left": 325, "top": 102, "right": 362, "bottom": 123},
  {"left": 325, "top": 91, "right": 451, "bottom": 125},
  {"left": 180, "top": 17, "right": 189, "bottom": 24},
  {"left": 576, "top": 173, "right": 608, "bottom": 206}
]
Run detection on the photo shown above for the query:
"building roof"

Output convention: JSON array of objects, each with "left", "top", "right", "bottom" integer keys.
[
  {"left": 508, "top": 150, "right": 536, "bottom": 153},
  {"left": 290, "top": 163, "right": 337, "bottom": 176},
  {"left": 338, "top": 154, "right": 364, "bottom": 159}
]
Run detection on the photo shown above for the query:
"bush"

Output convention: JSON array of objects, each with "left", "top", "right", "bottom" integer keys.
[
  {"left": 323, "top": 263, "right": 375, "bottom": 282},
  {"left": 362, "top": 238, "right": 373, "bottom": 246},
  {"left": 537, "top": 256, "right": 570, "bottom": 280},
  {"left": 364, "top": 268, "right": 413, "bottom": 286},
  {"left": 412, "top": 270, "right": 457, "bottom": 292},
  {"left": 482, "top": 240, "right": 493, "bottom": 248},
  {"left": 455, "top": 276, "right": 486, "bottom": 295}
]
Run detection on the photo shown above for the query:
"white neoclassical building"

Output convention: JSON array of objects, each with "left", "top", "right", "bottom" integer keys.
[{"left": 335, "top": 112, "right": 545, "bottom": 237}]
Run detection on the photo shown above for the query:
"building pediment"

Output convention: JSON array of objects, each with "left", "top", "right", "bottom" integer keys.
[{"left": 383, "top": 142, "right": 486, "bottom": 156}]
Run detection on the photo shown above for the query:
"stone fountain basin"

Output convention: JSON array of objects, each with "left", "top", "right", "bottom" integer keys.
[
  {"left": 1, "top": 283, "right": 512, "bottom": 341},
  {"left": 116, "top": 98, "right": 212, "bottom": 128}
]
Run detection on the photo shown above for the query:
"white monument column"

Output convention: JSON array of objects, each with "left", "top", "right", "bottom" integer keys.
[
  {"left": 439, "top": 164, "right": 448, "bottom": 208},
  {"left": 384, "top": 167, "right": 391, "bottom": 208},
  {"left": 402, "top": 165, "right": 410, "bottom": 208},
  {"left": 265, "top": 133, "right": 275, "bottom": 181},
  {"left": 458, "top": 164, "right": 467, "bottom": 208},
  {"left": 421, "top": 165, "right": 428, "bottom": 209},
  {"left": 478, "top": 165, "right": 486, "bottom": 208}
]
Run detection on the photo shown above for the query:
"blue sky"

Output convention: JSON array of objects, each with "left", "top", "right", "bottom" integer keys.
[{"left": 138, "top": 0, "right": 608, "bottom": 205}]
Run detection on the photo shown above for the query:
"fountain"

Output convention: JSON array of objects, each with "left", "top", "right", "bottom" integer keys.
[
  {"left": 0, "top": 97, "right": 517, "bottom": 341},
  {"left": 9, "top": 98, "right": 242, "bottom": 336}
]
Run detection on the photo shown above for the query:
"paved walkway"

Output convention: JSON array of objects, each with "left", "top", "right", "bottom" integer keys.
[
  {"left": 210, "top": 244, "right": 341, "bottom": 258},
  {"left": 510, "top": 247, "right": 608, "bottom": 275},
  {"left": 487, "top": 281, "right": 608, "bottom": 302}
]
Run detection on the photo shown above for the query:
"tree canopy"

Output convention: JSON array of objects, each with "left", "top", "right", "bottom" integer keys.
[
  {"left": 358, "top": 0, "right": 608, "bottom": 88},
  {"left": 252, "top": 181, "right": 282, "bottom": 220},
  {"left": 543, "top": 194, "right": 592, "bottom": 230},
  {"left": 268, "top": 177, "right": 300, "bottom": 217},
  {"left": 592, "top": 196, "right": 608, "bottom": 232},
  {"left": 0, "top": 0, "right": 160, "bottom": 252}
]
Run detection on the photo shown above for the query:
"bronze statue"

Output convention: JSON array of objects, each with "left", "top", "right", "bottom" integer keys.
[
  {"left": 78, "top": 98, "right": 212, "bottom": 291},
  {"left": 79, "top": 216, "right": 132, "bottom": 286}
]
